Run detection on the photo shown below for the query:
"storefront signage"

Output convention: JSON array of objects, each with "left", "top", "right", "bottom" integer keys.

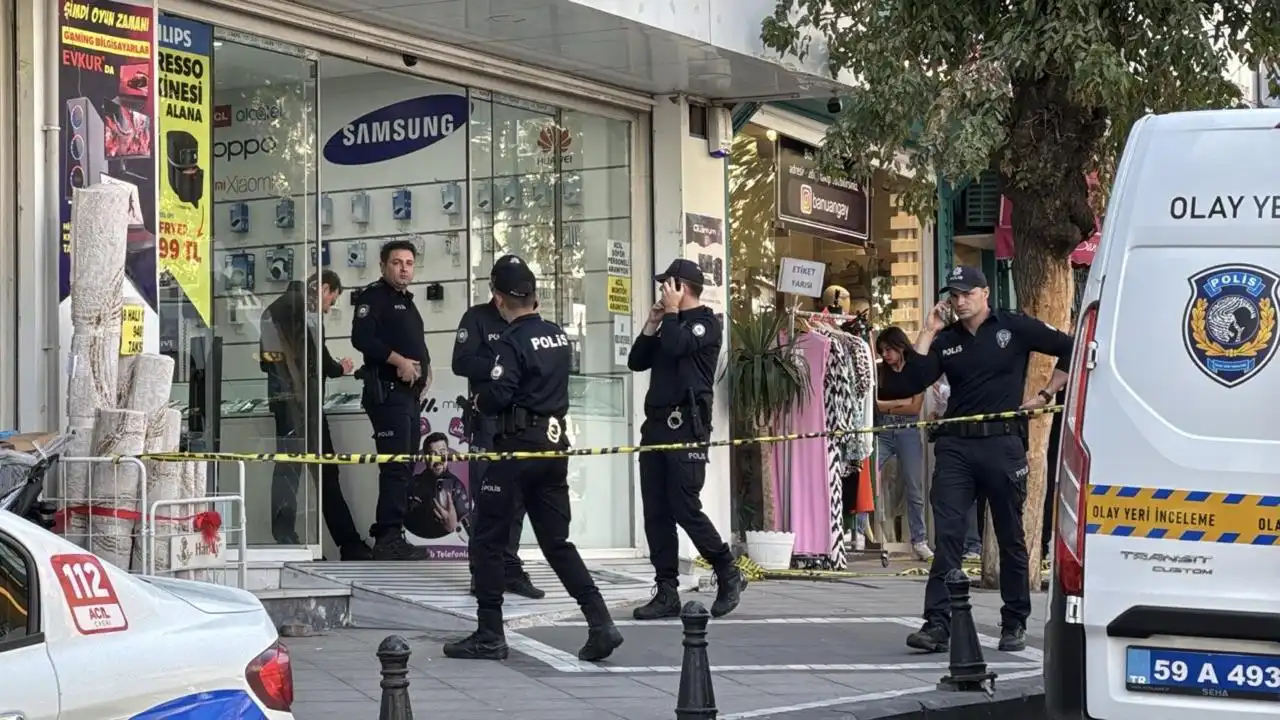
[
  {"left": 776, "top": 136, "right": 870, "bottom": 243},
  {"left": 777, "top": 257, "right": 827, "bottom": 298},
  {"left": 613, "top": 314, "right": 632, "bottom": 366},
  {"left": 158, "top": 14, "right": 213, "bottom": 325},
  {"left": 607, "top": 276, "right": 631, "bottom": 314},
  {"left": 683, "top": 213, "right": 726, "bottom": 314},
  {"left": 57, "top": 0, "right": 159, "bottom": 310},
  {"left": 322, "top": 94, "right": 468, "bottom": 166}
]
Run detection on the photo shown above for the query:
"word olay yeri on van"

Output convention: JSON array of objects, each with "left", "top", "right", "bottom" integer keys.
[
  {"left": 1169, "top": 194, "right": 1280, "bottom": 220},
  {"left": 1183, "top": 264, "right": 1279, "bottom": 388},
  {"left": 1087, "top": 484, "right": 1280, "bottom": 545}
]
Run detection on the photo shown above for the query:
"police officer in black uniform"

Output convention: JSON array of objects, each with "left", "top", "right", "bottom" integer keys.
[
  {"left": 628, "top": 258, "right": 746, "bottom": 621},
  {"left": 351, "top": 239, "right": 430, "bottom": 561},
  {"left": 443, "top": 256, "right": 624, "bottom": 662},
  {"left": 879, "top": 266, "right": 1073, "bottom": 653},
  {"left": 452, "top": 255, "right": 544, "bottom": 599}
]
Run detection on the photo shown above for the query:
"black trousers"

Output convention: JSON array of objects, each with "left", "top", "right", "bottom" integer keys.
[
  {"left": 471, "top": 436, "right": 601, "bottom": 622},
  {"left": 364, "top": 384, "right": 421, "bottom": 538},
  {"left": 924, "top": 434, "right": 1031, "bottom": 632},
  {"left": 470, "top": 417, "right": 526, "bottom": 578},
  {"left": 269, "top": 402, "right": 361, "bottom": 547},
  {"left": 638, "top": 418, "right": 732, "bottom": 583}
]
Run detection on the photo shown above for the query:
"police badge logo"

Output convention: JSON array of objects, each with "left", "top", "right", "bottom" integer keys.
[
  {"left": 490, "top": 363, "right": 504, "bottom": 380},
  {"left": 356, "top": 304, "right": 369, "bottom": 318},
  {"left": 996, "top": 329, "right": 1011, "bottom": 348},
  {"left": 691, "top": 323, "right": 706, "bottom": 338},
  {"left": 1184, "top": 264, "right": 1279, "bottom": 388},
  {"left": 456, "top": 328, "right": 468, "bottom": 344}
]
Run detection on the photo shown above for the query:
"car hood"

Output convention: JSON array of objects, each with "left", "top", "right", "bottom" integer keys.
[{"left": 141, "top": 576, "right": 265, "bottom": 615}]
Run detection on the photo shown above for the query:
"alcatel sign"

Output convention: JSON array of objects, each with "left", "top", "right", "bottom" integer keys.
[{"left": 323, "top": 94, "right": 468, "bottom": 166}]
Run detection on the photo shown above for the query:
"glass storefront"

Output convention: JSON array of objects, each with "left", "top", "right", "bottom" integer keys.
[{"left": 160, "top": 19, "right": 635, "bottom": 552}]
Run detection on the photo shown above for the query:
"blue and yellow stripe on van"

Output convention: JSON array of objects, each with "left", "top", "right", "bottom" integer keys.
[{"left": 1085, "top": 485, "right": 1280, "bottom": 545}]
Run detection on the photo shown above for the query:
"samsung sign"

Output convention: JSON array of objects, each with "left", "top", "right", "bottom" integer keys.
[{"left": 323, "top": 94, "right": 468, "bottom": 166}]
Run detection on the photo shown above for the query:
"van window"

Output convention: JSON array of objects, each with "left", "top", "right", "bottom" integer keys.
[{"left": 0, "top": 536, "right": 32, "bottom": 644}]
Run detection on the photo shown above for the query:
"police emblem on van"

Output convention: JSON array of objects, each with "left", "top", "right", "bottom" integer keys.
[{"left": 1183, "top": 264, "right": 1279, "bottom": 387}]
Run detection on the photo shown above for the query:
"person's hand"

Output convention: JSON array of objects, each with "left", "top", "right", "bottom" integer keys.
[
  {"left": 926, "top": 300, "right": 949, "bottom": 332},
  {"left": 395, "top": 357, "right": 421, "bottom": 383},
  {"left": 434, "top": 494, "right": 458, "bottom": 533},
  {"left": 340, "top": 357, "right": 354, "bottom": 375},
  {"left": 1019, "top": 393, "right": 1048, "bottom": 411},
  {"left": 660, "top": 279, "right": 683, "bottom": 312},
  {"left": 647, "top": 302, "right": 665, "bottom": 326}
]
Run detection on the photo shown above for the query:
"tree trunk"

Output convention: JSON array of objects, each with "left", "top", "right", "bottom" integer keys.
[{"left": 758, "top": 424, "right": 777, "bottom": 530}]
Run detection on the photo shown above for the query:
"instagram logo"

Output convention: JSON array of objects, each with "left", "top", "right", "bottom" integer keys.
[{"left": 800, "top": 185, "right": 813, "bottom": 215}]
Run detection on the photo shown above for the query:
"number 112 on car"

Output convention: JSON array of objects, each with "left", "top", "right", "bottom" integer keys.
[{"left": 1127, "top": 647, "right": 1280, "bottom": 702}]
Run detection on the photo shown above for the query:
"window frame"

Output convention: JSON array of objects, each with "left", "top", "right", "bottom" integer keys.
[{"left": 0, "top": 527, "right": 42, "bottom": 653}]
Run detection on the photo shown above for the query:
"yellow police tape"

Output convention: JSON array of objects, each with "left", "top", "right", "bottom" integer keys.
[
  {"left": 136, "top": 405, "right": 1062, "bottom": 465},
  {"left": 697, "top": 555, "right": 1054, "bottom": 583}
]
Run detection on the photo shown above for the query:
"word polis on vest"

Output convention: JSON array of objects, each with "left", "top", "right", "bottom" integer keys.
[{"left": 1169, "top": 194, "right": 1280, "bottom": 220}]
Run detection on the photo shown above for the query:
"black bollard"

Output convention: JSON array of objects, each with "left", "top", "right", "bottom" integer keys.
[
  {"left": 675, "top": 600, "right": 717, "bottom": 719},
  {"left": 377, "top": 634, "right": 414, "bottom": 720},
  {"left": 938, "top": 568, "right": 997, "bottom": 692}
]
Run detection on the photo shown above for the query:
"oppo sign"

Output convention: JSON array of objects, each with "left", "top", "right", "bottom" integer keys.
[{"left": 213, "top": 136, "right": 278, "bottom": 161}]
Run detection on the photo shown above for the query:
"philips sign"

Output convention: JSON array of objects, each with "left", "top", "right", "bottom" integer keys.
[{"left": 323, "top": 95, "right": 468, "bottom": 166}]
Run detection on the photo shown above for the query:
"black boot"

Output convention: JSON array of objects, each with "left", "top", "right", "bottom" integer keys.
[
  {"left": 505, "top": 572, "right": 546, "bottom": 600},
  {"left": 710, "top": 567, "right": 747, "bottom": 618},
  {"left": 443, "top": 609, "right": 509, "bottom": 660},
  {"left": 578, "top": 595, "right": 624, "bottom": 661},
  {"left": 905, "top": 621, "right": 949, "bottom": 653},
  {"left": 372, "top": 531, "right": 429, "bottom": 561},
  {"left": 632, "top": 580, "right": 681, "bottom": 620}
]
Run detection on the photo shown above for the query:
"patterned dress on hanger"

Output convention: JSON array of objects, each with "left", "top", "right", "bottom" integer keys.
[{"left": 822, "top": 337, "right": 857, "bottom": 569}]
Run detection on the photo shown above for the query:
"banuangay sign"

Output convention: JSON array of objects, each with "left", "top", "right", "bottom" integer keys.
[{"left": 776, "top": 136, "right": 870, "bottom": 243}]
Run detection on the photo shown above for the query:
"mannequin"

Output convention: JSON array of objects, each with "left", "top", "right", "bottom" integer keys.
[{"left": 822, "top": 285, "right": 851, "bottom": 315}]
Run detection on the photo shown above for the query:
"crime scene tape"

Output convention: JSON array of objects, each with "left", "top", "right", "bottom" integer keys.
[{"left": 136, "top": 405, "right": 1062, "bottom": 465}]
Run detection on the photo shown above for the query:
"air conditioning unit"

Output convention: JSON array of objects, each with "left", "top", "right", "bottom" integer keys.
[{"left": 706, "top": 106, "right": 732, "bottom": 158}]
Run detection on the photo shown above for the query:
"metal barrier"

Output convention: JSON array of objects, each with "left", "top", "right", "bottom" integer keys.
[{"left": 50, "top": 456, "right": 247, "bottom": 589}]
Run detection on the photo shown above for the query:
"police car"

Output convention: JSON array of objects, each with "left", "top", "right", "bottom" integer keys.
[
  {"left": 1046, "top": 108, "right": 1280, "bottom": 719},
  {"left": 0, "top": 508, "right": 294, "bottom": 719}
]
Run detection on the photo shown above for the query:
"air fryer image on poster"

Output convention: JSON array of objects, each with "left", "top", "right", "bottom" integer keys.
[{"left": 166, "top": 130, "right": 204, "bottom": 207}]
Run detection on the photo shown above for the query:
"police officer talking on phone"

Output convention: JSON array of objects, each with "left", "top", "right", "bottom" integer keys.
[
  {"left": 879, "top": 266, "right": 1072, "bottom": 654},
  {"left": 452, "top": 255, "right": 544, "bottom": 600},
  {"left": 627, "top": 258, "right": 746, "bottom": 621},
  {"left": 443, "top": 255, "right": 624, "bottom": 663},
  {"left": 351, "top": 239, "right": 431, "bottom": 561}
]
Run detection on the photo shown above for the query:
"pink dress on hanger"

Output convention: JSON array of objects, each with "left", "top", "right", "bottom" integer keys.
[{"left": 771, "top": 330, "right": 832, "bottom": 556}]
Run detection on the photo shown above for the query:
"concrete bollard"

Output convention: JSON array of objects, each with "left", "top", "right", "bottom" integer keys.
[
  {"left": 675, "top": 600, "right": 717, "bottom": 719},
  {"left": 938, "top": 568, "right": 997, "bottom": 692},
  {"left": 377, "top": 634, "right": 414, "bottom": 720}
]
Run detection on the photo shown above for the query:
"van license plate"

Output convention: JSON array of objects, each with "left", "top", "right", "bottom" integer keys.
[{"left": 1127, "top": 647, "right": 1280, "bottom": 701}]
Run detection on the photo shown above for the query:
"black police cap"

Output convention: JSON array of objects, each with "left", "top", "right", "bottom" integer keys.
[
  {"left": 492, "top": 255, "right": 536, "bottom": 298},
  {"left": 940, "top": 265, "right": 989, "bottom": 295},
  {"left": 655, "top": 258, "right": 705, "bottom": 287}
]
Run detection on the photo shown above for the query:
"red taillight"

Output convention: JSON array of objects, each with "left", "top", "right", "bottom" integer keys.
[
  {"left": 1054, "top": 302, "right": 1097, "bottom": 597},
  {"left": 246, "top": 642, "right": 293, "bottom": 712}
]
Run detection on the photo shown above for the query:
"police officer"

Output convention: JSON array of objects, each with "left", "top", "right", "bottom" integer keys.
[
  {"left": 627, "top": 258, "right": 746, "bottom": 621},
  {"left": 879, "top": 266, "right": 1072, "bottom": 653},
  {"left": 443, "top": 256, "right": 624, "bottom": 662},
  {"left": 351, "top": 239, "right": 431, "bottom": 561},
  {"left": 452, "top": 255, "right": 544, "bottom": 600}
]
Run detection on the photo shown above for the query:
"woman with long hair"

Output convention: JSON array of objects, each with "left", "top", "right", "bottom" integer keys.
[{"left": 875, "top": 326, "right": 933, "bottom": 561}]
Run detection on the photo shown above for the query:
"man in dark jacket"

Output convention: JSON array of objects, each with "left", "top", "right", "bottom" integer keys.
[{"left": 261, "top": 270, "right": 371, "bottom": 559}]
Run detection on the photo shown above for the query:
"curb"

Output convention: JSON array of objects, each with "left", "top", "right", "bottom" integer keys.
[{"left": 850, "top": 677, "right": 1045, "bottom": 719}]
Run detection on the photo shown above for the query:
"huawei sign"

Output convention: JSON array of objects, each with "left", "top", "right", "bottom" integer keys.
[{"left": 536, "top": 125, "right": 573, "bottom": 165}]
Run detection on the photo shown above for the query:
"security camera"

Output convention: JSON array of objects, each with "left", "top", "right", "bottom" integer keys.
[
  {"left": 402, "top": 54, "right": 419, "bottom": 68},
  {"left": 827, "top": 97, "right": 843, "bottom": 114}
]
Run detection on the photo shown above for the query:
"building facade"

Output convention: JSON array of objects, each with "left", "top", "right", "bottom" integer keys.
[{"left": 7, "top": 0, "right": 852, "bottom": 567}]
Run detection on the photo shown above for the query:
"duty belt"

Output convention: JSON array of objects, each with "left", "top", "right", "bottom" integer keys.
[
  {"left": 495, "top": 407, "right": 566, "bottom": 443},
  {"left": 644, "top": 399, "right": 710, "bottom": 434},
  {"left": 932, "top": 419, "right": 1026, "bottom": 440}
]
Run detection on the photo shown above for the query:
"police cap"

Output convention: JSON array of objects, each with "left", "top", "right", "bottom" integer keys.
[
  {"left": 940, "top": 265, "right": 989, "bottom": 295},
  {"left": 655, "top": 258, "right": 705, "bottom": 287},
  {"left": 492, "top": 255, "right": 536, "bottom": 297}
]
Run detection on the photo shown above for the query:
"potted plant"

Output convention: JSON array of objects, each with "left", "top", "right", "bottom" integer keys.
[{"left": 724, "top": 309, "right": 811, "bottom": 569}]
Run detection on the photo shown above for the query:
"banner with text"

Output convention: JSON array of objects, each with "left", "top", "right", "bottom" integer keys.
[
  {"left": 157, "top": 16, "right": 213, "bottom": 324},
  {"left": 683, "top": 213, "right": 726, "bottom": 316},
  {"left": 58, "top": 0, "right": 158, "bottom": 309},
  {"left": 776, "top": 136, "right": 870, "bottom": 244}
]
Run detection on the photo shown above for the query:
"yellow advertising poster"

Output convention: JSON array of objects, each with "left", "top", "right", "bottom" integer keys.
[
  {"left": 607, "top": 275, "right": 631, "bottom": 314},
  {"left": 156, "top": 16, "right": 212, "bottom": 323},
  {"left": 120, "top": 304, "right": 144, "bottom": 355}
]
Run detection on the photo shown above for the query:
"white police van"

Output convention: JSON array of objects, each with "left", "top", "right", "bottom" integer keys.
[{"left": 1046, "top": 108, "right": 1280, "bottom": 719}]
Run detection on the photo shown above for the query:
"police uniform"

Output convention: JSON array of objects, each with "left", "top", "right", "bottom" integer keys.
[
  {"left": 351, "top": 278, "right": 430, "bottom": 561},
  {"left": 452, "top": 255, "right": 543, "bottom": 599},
  {"left": 443, "top": 256, "right": 623, "bottom": 663},
  {"left": 628, "top": 259, "right": 745, "bottom": 621},
  {"left": 879, "top": 266, "right": 1072, "bottom": 653}
]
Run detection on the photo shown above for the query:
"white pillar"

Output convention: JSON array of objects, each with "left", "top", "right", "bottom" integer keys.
[{"left": 648, "top": 95, "right": 732, "bottom": 566}]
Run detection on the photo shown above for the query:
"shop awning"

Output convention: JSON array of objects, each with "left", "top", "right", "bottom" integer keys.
[{"left": 994, "top": 175, "right": 1102, "bottom": 266}]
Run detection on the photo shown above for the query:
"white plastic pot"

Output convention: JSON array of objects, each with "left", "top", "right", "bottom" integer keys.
[{"left": 744, "top": 530, "right": 796, "bottom": 570}]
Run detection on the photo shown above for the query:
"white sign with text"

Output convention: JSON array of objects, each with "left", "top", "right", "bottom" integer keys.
[{"left": 777, "top": 257, "right": 826, "bottom": 298}]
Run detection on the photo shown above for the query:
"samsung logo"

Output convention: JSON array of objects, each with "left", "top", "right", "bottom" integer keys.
[{"left": 323, "top": 95, "right": 468, "bottom": 166}]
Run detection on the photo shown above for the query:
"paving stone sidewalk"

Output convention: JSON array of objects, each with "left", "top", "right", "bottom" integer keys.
[{"left": 286, "top": 577, "right": 1047, "bottom": 720}]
